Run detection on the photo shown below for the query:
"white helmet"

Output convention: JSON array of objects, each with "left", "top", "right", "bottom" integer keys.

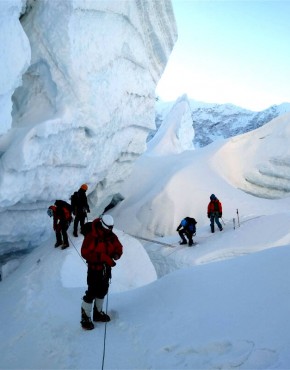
[{"left": 101, "top": 214, "right": 114, "bottom": 229}]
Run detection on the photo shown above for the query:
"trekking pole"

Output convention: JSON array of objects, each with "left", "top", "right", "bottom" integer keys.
[
  {"left": 236, "top": 209, "right": 240, "bottom": 227},
  {"left": 221, "top": 217, "right": 226, "bottom": 225},
  {"left": 233, "top": 218, "right": 236, "bottom": 230}
]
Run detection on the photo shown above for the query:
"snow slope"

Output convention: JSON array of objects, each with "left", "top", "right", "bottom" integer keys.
[
  {"left": 2, "top": 108, "right": 290, "bottom": 367},
  {"left": 1, "top": 218, "right": 290, "bottom": 369}
]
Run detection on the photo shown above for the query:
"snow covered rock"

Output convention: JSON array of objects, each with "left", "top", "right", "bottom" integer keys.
[
  {"left": 154, "top": 100, "right": 290, "bottom": 148},
  {"left": 192, "top": 102, "right": 290, "bottom": 148},
  {"left": 0, "top": 0, "right": 177, "bottom": 251}
]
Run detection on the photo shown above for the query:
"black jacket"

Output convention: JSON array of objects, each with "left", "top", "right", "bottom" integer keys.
[{"left": 74, "top": 188, "right": 90, "bottom": 213}]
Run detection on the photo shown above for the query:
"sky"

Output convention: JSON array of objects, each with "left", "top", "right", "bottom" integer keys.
[
  {"left": 156, "top": 0, "right": 290, "bottom": 111},
  {"left": 1, "top": 99, "right": 290, "bottom": 368}
]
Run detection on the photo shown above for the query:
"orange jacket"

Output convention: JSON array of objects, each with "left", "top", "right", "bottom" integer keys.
[{"left": 81, "top": 218, "right": 123, "bottom": 270}]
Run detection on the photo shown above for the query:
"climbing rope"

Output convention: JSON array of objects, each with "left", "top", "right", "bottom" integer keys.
[
  {"left": 67, "top": 234, "right": 86, "bottom": 265},
  {"left": 101, "top": 287, "right": 110, "bottom": 370},
  {"left": 127, "top": 233, "right": 177, "bottom": 248},
  {"left": 67, "top": 233, "right": 109, "bottom": 370}
]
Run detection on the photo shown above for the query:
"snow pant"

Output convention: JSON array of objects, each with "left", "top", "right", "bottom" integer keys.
[
  {"left": 210, "top": 213, "right": 222, "bottom": 232},
  {"left": 82, "top": 266, "right": 111, "bottom": 304},
  {"left": 73, "top": 211, "right": 86, "bottom": 235},
  {"left": 178, "top": 229, "right": 193, "bottom": 244},
  {"left": 55, "top": 222, "right": 69, "bottom": 245}
]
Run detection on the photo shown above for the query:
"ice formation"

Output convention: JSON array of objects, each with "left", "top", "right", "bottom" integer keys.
[{"left": 0, "top": 0, "right": 177, "bottom": 251}]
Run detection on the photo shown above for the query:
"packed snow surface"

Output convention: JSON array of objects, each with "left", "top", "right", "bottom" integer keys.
[{"left": 1, "top": 109, "right": 290, "bottom": 368}]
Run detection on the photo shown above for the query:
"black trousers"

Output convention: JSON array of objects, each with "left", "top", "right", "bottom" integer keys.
[
  {"left": 55, "top": 222, "right": 69, "bottom": 245},
  {"left": 83, "top": 266, "right": 111, "bottom": 304},
  {"left": 74, "top": 211, "right": 86, "bottom": 234},
  {"left": 178, "top": 229, "right": 193, "bottom": 243}
]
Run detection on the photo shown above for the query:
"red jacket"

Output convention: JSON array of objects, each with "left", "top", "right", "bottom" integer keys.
[
  {"left": 81, "top": 218, "right": 123, "bottom": 270},
  {"left": 207, "top": 199, "right": 222, "bottom": 215}
]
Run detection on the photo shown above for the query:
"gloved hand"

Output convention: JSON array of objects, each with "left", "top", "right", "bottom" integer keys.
[
  {"left": 111, "top": 259, "right": 116, "bottom": 267},
  {"left": 219, "top": 213, "right": 222, "bottom": 218},
  {"left": 113, "top": 254, "right": 120, "bottom": 261},
  {"left": 207, "top": 213, "right": 210, "bottom": 218},
  {"left": 102, "top": 254, "right": 116, "bottom": 267}
]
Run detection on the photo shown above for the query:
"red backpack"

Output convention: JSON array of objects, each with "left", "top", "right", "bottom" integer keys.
[{"left": 54, "top": 200, "right": 72, "bottom": 222}]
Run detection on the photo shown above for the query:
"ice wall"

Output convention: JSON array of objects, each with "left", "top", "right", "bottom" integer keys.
[
  {"left": 0, "top": 0, "right": 177, "bottom": 251},
  {"left": 0, "top": 0, "right": 31, "bottom": 135}
]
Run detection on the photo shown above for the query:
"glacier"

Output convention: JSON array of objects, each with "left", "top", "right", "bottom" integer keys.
[{"left": 0, "top": 0, "right": 177, "bottom": 252}]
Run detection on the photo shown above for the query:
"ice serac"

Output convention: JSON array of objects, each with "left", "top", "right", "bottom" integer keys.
[
  {"left": 147, "top": 94, "right": 194, "bottom": 156},
  {"left": 111, "top": 95, "right": 195, "bottom": 238},
  {"left": 0, "top": 0, "right": 177, "bottom": 251},
  {"left": 0, "top": 0, "right": 31, "bottom": 135}
]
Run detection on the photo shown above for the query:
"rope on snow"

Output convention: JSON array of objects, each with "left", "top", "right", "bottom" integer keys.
[
  {"left": 127, "top": 233, "right": 178, "bottom": 248},
  {"left": 68, "top": 234, "right": 86, "bottom": 265},
  {"left": 67, "top": 234, "right": 109, "bottom": 370}
]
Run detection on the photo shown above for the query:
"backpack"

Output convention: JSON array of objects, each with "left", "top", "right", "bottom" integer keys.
[
  {"left": 70, "top": 191, "right": 79, "bottom": 210},
  {"left": 186, "top": 217, "right": 197, "bottom": 234},
  {"left": 54, "top": 200, "right": 73, "bottom": 222},
  {"left": 213, "top": 200, "right": 221, "bottom": 212}
]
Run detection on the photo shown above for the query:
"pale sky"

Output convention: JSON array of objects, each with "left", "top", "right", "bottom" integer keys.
[{"left": 156, "top": 0, "right": 290, "bottom": 111}]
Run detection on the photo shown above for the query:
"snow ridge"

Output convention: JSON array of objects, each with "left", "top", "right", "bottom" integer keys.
[{"left": 155, "top": 99, "right": 290, "bottom": 148}]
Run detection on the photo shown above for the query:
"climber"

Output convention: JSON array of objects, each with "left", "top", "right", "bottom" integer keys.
[
  {"left": 71, "top": 184, "right": 90, "bottom": 237},
  {"left": 80, "top": 214, "right": 123, "bottom": 330},
  {"left": 207, "top": 194, "right": 223, "bottom": 233},
  {"left": 176, "top": 216, "right": 197, "bottom": 246}
]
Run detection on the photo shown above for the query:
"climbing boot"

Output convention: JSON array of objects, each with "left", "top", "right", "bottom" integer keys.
[
  {"left": 93, "top": 307, "right": 110, "bottom": 322},
  {"left": 93, "top": 298, "right": 110, "bottom": 322},
  {"left": 81, "top": 308, "right": 94, "bottom": 330},
  {"left": 179, "top": 240, "right": 187, "bottom": 245},
  {"left": 81, "top": 301, "right": 94, "bottom": 330}
]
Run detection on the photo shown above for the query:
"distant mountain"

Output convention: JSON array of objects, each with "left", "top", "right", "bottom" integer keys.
[{"left": 154, "top": 99, "right": 290, "bottom": 148}]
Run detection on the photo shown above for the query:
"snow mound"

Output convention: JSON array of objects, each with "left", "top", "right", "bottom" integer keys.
[{"left": 215, "top": 112, "right": 290, "bottom": 198}]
